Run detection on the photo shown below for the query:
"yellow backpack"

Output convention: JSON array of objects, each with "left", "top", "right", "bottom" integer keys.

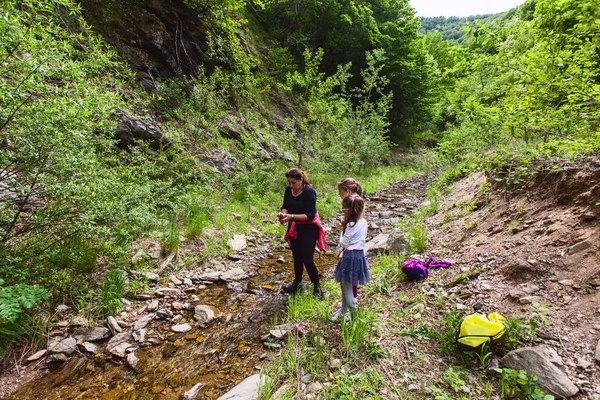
[{"left": 456, "top": 312, "right": 506, "bottom": 348}]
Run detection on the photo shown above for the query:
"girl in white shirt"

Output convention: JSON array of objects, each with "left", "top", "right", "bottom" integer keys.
[{"left": 333, "top": 194, "right": 370, "bottom": 321}]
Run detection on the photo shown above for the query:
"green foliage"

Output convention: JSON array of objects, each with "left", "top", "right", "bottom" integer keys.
[
  {"left": 98, "top": 269, "right": 127, "bottom": 318},
  {"left": 0, "top": 279, "right": 50, "bottom": 349},
  {"left": 496, "top": 368, "right": 554, "bottom": 400},
  {"left": 405, "top": 223, "right": 428, "bottom": 254}
]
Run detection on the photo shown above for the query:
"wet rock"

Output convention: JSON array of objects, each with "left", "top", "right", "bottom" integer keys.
[
  {"left": 276, "top": 256, "right": 286, "bottom": 264},
  {"left": 134, "top": 314, "right": 154, "bottom": 331},
  {"left": 121, "top": 298, "right": 132, "bottom": 306},
  {"left": 172, "top": 301, "right": 184, "bottom": 310},
  {"left": 157, "top": 309, "right": 171, "bottom": 319},
  {"left": 169, "top": 275, "right": 182, "bottom": 285},
  {"left": 216, "top": 374, "right": 269, "bottom": 400},
  {"left": 387, "top": 230, "right": 408, "bottom": 254},
  {"left": 79, "top": 342, "right": 98, "bottom": 354},
  {"left": 228, "top": 234, "right": 247, "bottom": 251},
  {"left": 221, "top": 267, "right": 249, "bottom": 282},
  {"left": 172, "top": 323, "right": 192, "bottom": 333},
  {"left": 46, "top": 353, "right": 68, "bottom": 367},
  {"left": 194, "top": 305, "right": 216, "bottom": 323},
  {"left": 50, "top": 357, "right": 85, "bottom": 388},
  {"left": 227, "top": 253, "right": 243, "bottom": 261},
  {"left": 154, "top": 288, "right": 181, "bottom": 297},
  {"left": 569, "top": 240, "right": 591, "bottom": 254},
  {"left": 107, "top": 316, "right": 122, "bottom": 335},
  {"left": 183, "top": 278, "right": 193, "bottom": 286},
  {"left": 48, "top": 337, "right": 77, "bottom": 355},
  {"left": 136, "top": 294, "right": 152, "bottom": 300},
  {"left": 301, "top": 374, "right": 312, "bottom": 383},
  {"left": 364, "top": 233, "right": 390, "bottom": 254},
  {"left": 379, "top": 211, "right": 394, "bottom": 219},
  {"left": 196, "top": 270, "right": 221, "bottom": 282},
  {"left": 183, "top": 383, "right": 204, "bottom": 399},
  {"left": 500, "top": 346, "right": 579, "bottom": 398},
  {"left": 133, "top": 328, "right": 146, "bottom": 343},
  {"left": 109, "top": 342, "right": 133, "bottom": 358},
  {"left": 107, "top": 331, "right": 132, "bottom": 352},
  {"left": 70, "top": 316, "right": 86, "bottom": 326},
  {"left": 26, "top": 349, "right": 47, "bottom": 362},
  {"left": 147, "top": 299, "right": 159, "bottom": 311},
  {"left": 596, "top": 339, "right": 600, "bottom": 363},
  {"left": 127, "top": 352, "right": 139, "bottom": 369}
]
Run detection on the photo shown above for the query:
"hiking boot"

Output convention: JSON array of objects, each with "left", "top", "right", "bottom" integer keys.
[
  {"left": 281, "top": 281, "right": 301, "bottom": 294},
  {"left": 312, "top": 283, "right": 324, "bottom": 299}
]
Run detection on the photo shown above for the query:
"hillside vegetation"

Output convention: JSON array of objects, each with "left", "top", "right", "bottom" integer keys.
[{"left": 1, "top": 0, "right": 599, "bottom": 396}]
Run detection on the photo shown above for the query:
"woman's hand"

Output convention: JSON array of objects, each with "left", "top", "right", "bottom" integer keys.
[{"left": 278, "top": 212, "right": 290, "bottom": 224}]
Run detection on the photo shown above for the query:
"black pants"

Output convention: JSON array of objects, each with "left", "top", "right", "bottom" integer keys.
[{"left": 289, "top": 224, "right": 320, "bottom": 285}]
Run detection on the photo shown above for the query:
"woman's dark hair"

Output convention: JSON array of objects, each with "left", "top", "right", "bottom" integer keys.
[
  {"left": 342, "top": 193, "right": 364, "bottom": 234},
  {"left": 337, "top": 177, "right": 362, "bottom": 196},
  {"left": 285, "top": 168, "right": 309, "bottom": 184}
]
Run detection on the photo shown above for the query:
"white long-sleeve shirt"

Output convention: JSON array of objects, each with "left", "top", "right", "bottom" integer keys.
[{"left": 339, "top": 218, "right": 367, "bottom": 250}]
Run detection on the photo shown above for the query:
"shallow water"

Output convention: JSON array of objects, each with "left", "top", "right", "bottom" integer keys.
[{"left": 9, "top": 252, "right": 337, "bottom": 400}]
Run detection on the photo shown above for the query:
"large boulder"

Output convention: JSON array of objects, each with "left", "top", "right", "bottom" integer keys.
[
  {"left": 115, "top": 110, "right": 173, "bottom": 152},
  {"left": 216, "top": 374, "right": 270, "bottom": 400},
  {"left": 500, "top": 346, "right": 579, "bottom": 398},
  {"left": 364, "top": 234, "right": 390, "bottom": 254},
  {"left": 387, "top": 230, "right": 408, "bottom": 254}
]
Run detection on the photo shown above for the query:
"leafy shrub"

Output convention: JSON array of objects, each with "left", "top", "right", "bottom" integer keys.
[
  {"left": 0, "top": 280, "right": 50, "bottom": 349},
  {"left": 98, "top": 270, "right": 127, "bottom": 318},
  {"left": 496, "top": 368, "right": 554, "bottom": 400}
]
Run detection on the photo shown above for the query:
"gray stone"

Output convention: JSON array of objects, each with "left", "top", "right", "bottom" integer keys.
[
  {"left": 228, "top": 234, "right": 247, "bottom": 251},
  {"left": 183, "top": 278, "right": 193, "bottom": 286},
  {"left": 271, "top": 384, "right": 292, "bottom": 400},
  {"left": 577, "top": 357, "right": 591, "bottom": 369},
  {"left": 301, "top": 374, "right": 312, "bottom": 383},
  {"left": 276, "top": 256, "right": 286, "bottom": 264},
  {"left": 26, "top": 349, "right": 47, "bottom": 362},
  {"left": 407, "top": 384, "right": 420, "bottom": 391},
  {"left": 596, "top": 339, "right": 600, "bottom": 363},
  {"left": 133, "top": 314, "right": 154, "bottom": 331},
  {"left": 306, "top": 382, "right": 324, "bottom": 393},
  {"left": 140, "top": 271, "right": 159, "bottom": 281},
  {"left": 569, "top": 240, "right": 591, "bottom": 254},
  {"left": 519, "top": 296, "right": 541, "bottom": 304},
  {"left": 156, "top": 309, "right": 171, "bottom": 319},
  {"left": 107, "top": 316, "right": 122, "bottom": 335},
  {"left": 216, "top": 374, "right": 269, "bottom": 400},
  {"left": 48, "top": 337, "right": 77, "bottom": 355},
  {"left": 107, "top": 331, "right": 132, "bottom": 352},
  {"left": 183, "top": 383, "right": 204, "bottom": 400},
  {"left": 509, "top": 283, "right": 541, "bottom": 299},
  {"left": 221, "top": 268, "right": 248, "bottom": 282},
  {"left": 387, "top": 229, "right": 408, "bottom": 254},
  {"left": 154, "top": 288, "right": 181, "bottom": 297},
  {"left": 196, "top": 270, "right": 221, "bottom": 282},
  {"left": 364, "top": 233, "right": 390, "bottom": 254},
  {"left": 171, "top": 323, "right": 192, "bottom": 333},
  {"left": 172, "top": 301, "right": 184, "bottom": 310},
  {"left": 500, "top": 346, "right": 579, "bottom": 398},
  {"left": 169, "top": 275, "right": 182, "bottom": 285},
  {"left": 270, "top": 324, "right": 293, "bottom": 340},
  {"left": 109, "top": 342, "right": 132, "bottom": 358},
  {"left": 115, "top": 110, "right": 173, "bottom": 152},
  {"left": 133, "top": 328, "right": 146, "bottom": 343},
  {"left": 127, "top": 352, "right": 139, "bottom": 369},
  {"left": 194, "top": 305, "right": 216, "bottom": 323},
  {"left": 80, "top": 342, "right": 98, "bottom": 354},
  {"left": 558, "top": 279, "right": 575, "bottom": 287},
  {"left": 55, "top": 304, "right": 70, "bottom": 313},
  {"left": 147, "top": 299, "right": 159, "bottom": 311}
]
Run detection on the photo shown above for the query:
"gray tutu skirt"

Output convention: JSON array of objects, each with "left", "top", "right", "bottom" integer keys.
[{"left": 334, "top": 249, "right": 370, "bottom": 285}]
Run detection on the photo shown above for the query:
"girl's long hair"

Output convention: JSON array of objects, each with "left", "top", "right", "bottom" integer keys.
[
  {"left": 342, "top": 193, "right": 364, "bottom": 234},
  {"left": 337, "top": 178, "right": 362, "bottom": 196}
]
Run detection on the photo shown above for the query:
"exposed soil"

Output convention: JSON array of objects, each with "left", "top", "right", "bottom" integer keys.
[{"left": 372, "top": 153, "right": 600, "bottom": 398}]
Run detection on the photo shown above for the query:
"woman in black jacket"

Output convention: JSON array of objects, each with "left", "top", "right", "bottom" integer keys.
[{"left": 277, "top": 168, "right": 326, "bottom": 298}]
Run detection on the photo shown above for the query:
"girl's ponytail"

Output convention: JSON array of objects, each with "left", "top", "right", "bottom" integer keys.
[{"left": 342, "top": 194, "right": 365, "bottom": 233}]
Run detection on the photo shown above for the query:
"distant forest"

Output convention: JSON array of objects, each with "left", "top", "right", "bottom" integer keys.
[{"left": 419, "top": 14, "right": 502, "bottom": 42}]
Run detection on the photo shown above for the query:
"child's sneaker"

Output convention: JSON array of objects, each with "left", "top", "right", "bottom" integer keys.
[{"left": 331, "top": 308, "right": 349, "bottom": 322}]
